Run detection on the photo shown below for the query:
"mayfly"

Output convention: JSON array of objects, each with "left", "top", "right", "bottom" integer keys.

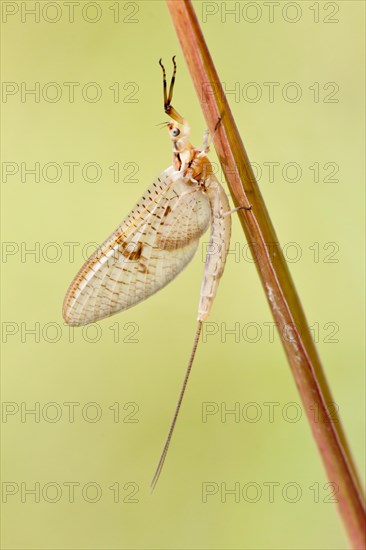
[{"left": 63, "top": 57, "right": 251, "bottom": 490}]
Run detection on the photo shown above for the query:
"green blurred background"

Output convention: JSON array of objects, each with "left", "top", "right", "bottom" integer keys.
[{"left": 1, "top": 1, "right": 365, "bottom": 548}]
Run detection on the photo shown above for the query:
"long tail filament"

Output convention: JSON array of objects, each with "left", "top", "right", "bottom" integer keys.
[{"left": 151, "top": 320, "right": 203, "bottom": 492}]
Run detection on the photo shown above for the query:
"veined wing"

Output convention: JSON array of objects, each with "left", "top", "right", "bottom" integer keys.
[{"left": 63, "top": 166, "right": 211, "bottom": 326}]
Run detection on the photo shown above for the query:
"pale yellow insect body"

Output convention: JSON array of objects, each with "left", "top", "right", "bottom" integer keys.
[{"left": 63, "top": 58, "right": 242, "bottom": 490}]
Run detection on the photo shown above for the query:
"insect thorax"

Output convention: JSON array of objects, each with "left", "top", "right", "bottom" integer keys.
[
  {"left": 167, "top": 119, "right": 213, "bottom": 185},
  {"left": 187, "top": 151, "right": 214, "bottom": 186}
]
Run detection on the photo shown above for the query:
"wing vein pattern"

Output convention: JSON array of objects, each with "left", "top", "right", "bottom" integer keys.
[{"left": 63, "top": 167, "right": 211, "bottom": 326}]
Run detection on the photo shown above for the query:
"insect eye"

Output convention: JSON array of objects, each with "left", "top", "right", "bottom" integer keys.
[{"left": 171, "top": 128, "right": 180, "bottom": 137}]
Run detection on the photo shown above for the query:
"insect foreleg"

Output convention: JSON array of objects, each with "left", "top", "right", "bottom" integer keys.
[
  {"left": 199, "top": 117, "right": 223, "bottom": 156},
  {"left": 159, "top": 56, "right": 185, "bottom": 125}
]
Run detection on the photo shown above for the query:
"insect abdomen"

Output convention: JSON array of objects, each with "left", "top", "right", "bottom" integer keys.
[{"left": 198, "top": 176, "right": 231, "bottom": 321}]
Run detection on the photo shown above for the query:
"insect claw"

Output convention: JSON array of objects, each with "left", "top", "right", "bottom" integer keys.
[
  {"left": 233, "top": 204, "right": 252, "bottom": 213},
  {"left": 214, "top": 116, "right": 222, "bottom": 133}
]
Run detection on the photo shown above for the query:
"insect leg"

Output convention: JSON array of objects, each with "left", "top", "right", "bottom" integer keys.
[
  {"left": 199, "top": 117, "right": 222, "bottom": 156},
  {"left": 158, "top": 58, "right": 168, "bottom": 109},
  {"left": 159, "top": 57, "right": 185, "bottom": 125},
  {"left": 220, "top": 204, "right": 252, "bottom": 218},
  {"left": 167, "top": 55, "right": 177, "bottom": 105}
]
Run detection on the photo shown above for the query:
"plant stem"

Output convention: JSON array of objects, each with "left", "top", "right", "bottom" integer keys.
[{"left": 166, "top": 1, "right": 366, "bottom": 548}]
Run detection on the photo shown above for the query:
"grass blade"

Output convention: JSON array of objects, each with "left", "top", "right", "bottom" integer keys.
[{"left": 166, "top": 1, "right": 366, "bottom": 547}]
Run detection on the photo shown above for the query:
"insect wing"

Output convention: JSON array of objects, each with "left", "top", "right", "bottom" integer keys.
[{"left": 63, "top": 167, "right": 211, "bottom": 326}]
